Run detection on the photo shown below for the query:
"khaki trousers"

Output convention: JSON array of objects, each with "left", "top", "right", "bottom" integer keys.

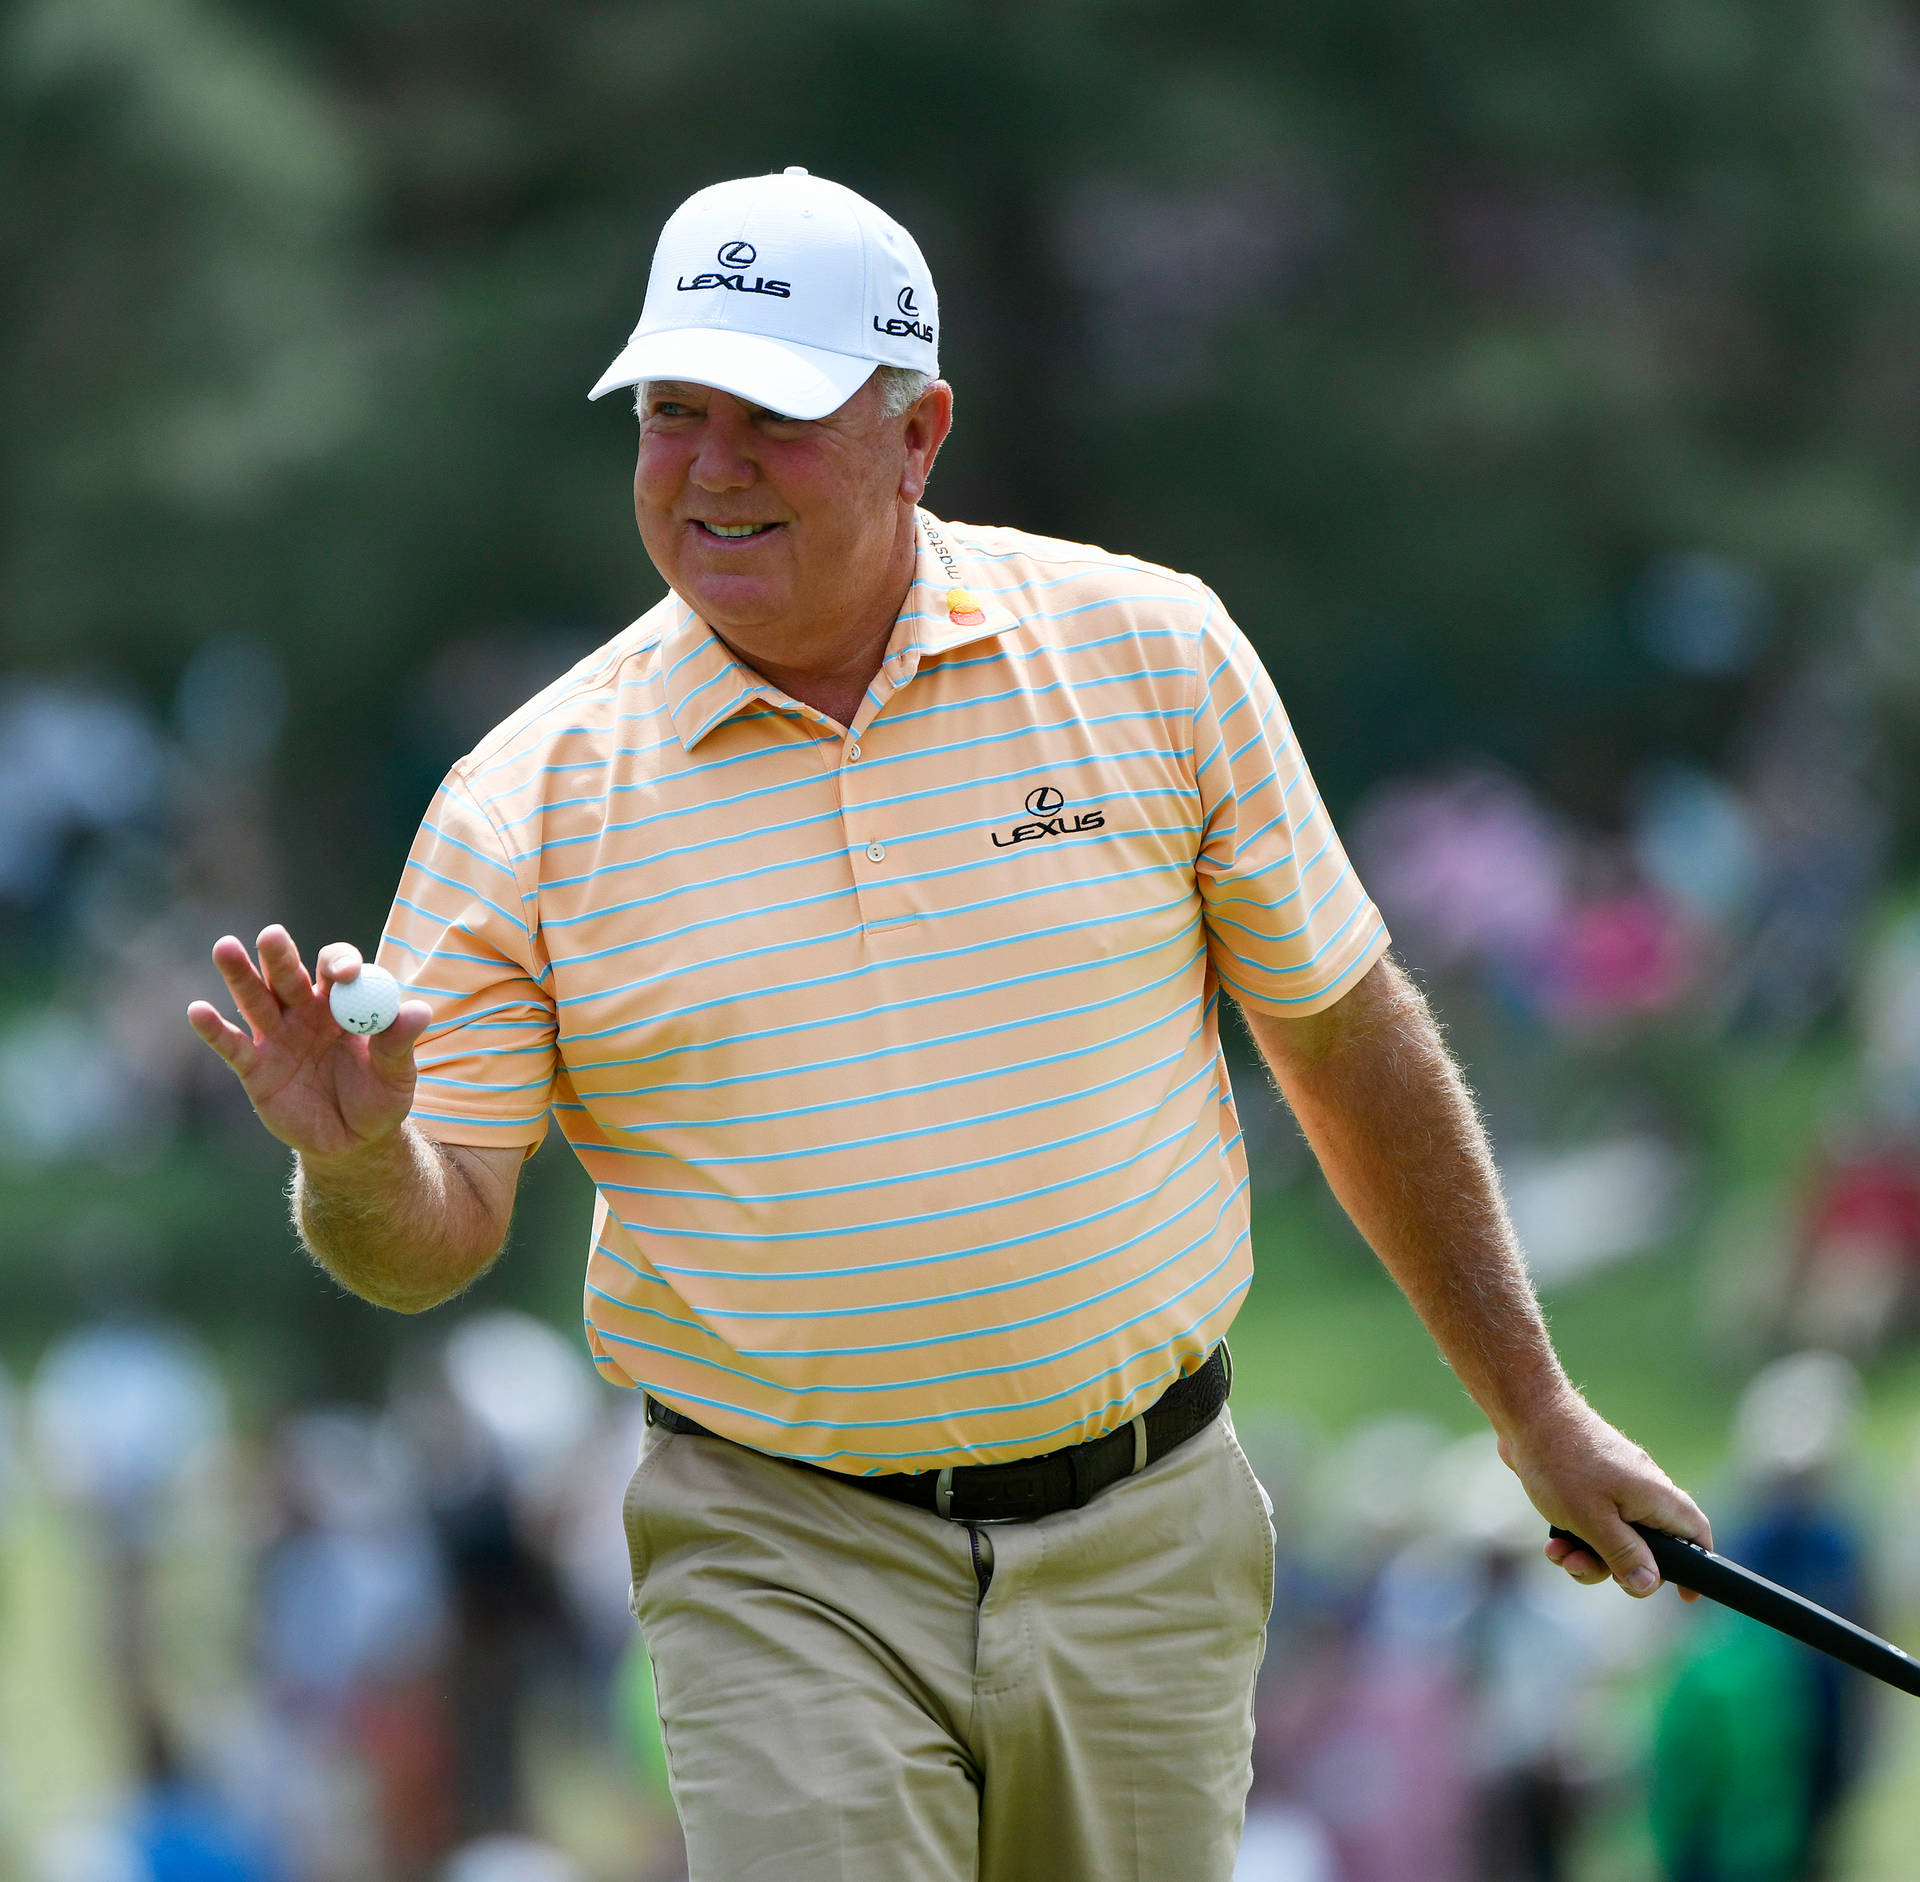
[{"left": 622, "top": 1409, "right": 1275, "bottom": 1882}]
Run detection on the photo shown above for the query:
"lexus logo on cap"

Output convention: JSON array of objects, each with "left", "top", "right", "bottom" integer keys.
[
  {"left": 1025, "top": 786, "right": 1064, "bottom": 815},
  {"left": 874, "top": 280, "right": 935, "bottom": 345},
  {"left": 677, "top": 240, "right": 790, "bottom": 300}
]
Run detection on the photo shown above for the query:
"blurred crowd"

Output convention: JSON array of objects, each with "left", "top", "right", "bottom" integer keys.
[
  {"left": 0, "top": 637, "right": 297, "bottom": 1170},
  {"left": 0, "top": 1311, "right": 682, "bottom": 1882},
  {"left": 1340, "top": 552, "right": 1920, "bottom": 1338},
  {"left": 1232, "top": 1350, "right": 1919, "bottom": 1882},
  {"left": 3, "top": 1312, "right": 1918, "bottom": 1882}
]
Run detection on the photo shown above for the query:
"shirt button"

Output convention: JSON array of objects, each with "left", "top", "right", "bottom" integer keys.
[
  {"left": 866, "top": 841, "right": 886, "bottom": 864},
  {"left": 846, "top": 741, "right": 862, "bottom": 762}
]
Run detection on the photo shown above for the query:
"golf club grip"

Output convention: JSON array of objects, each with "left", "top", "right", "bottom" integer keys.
[{"left": 1549, "top": 1523, "right": 1920, "bottom": 1698}]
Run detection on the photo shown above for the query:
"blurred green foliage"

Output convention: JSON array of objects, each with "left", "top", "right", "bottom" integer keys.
[{"left": 10, "top": 0, "right": 1920, "bottom": 844}]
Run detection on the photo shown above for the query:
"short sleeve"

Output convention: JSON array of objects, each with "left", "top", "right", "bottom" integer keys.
[
  {"left": 1191, "top": 597, "right": 1390, "bottom": 1015},
  {"left": 377, "top": 766, "right": 558, "bottom": 1150}
]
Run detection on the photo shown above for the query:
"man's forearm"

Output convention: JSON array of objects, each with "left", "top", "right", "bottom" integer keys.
[
  {"left": 293, "top": 1123, "right": 509, "bottom": 1313},
  {"left": 1239, "top": 961, "right": 1574, "bottom": 1440}
]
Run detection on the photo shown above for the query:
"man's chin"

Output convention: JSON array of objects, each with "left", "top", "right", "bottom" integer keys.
[{"left": 676, "top": 573, "right": 792, "bottom": 633}]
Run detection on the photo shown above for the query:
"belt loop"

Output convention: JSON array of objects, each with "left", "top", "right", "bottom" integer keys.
[
  {"left": 935, "top": 1467, "right": 955, "bottom": 1520},
  {"left": 1130, "top": 1413, "right": 1148, "bottom": 1476}
]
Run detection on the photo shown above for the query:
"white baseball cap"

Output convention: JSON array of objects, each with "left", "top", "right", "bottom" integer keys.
[{"left": 588, "top": 167, "right": 939, "bottom": 419}]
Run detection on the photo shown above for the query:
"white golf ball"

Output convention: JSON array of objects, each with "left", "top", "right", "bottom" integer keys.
[{"left": 329, "top": 963, "right": 402, "bottom": 1036}]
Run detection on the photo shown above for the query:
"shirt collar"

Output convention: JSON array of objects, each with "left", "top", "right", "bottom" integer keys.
[
  {"left": 659, "top": 603, "right": 766, "bottom": 753},
  {"left": 661, "top": 512, "right": 1019, "bottom": 753},
  {"left": 898, "top": 510, "right": 1020, "bottom": 659}
]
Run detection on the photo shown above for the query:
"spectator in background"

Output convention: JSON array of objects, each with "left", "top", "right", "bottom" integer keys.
[
  {"left": 257, "top": 1406, "right": 454, "bottom": 1874},
  {"left": 1651, "top": 1616, "right": 1819, "bottom": 1882},
  {"left": 1278, "top": 1419, "right": 1474, "bottom": 1882},
  {"left": 1789, "top": 1125, "right": 1920, "bottom": 1356},
  {"left": 1442, "top": 1440, "right": 1602, "bottom": 1882},
  {"left": 390, "top": 1318, "right": 586, "bottom": 1848},
  {"left": 1652, "top": 1353, "right": 1872, "bottom": 1882}
]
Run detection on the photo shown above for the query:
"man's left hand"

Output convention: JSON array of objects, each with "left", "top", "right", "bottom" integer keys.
[{"left": 1499, "top": 1394, "right": 1712, "bottom": 1601}]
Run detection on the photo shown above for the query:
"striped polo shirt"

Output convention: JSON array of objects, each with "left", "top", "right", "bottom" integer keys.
[{"left": 380, "top": 510, "right": 1388, "bottom": 1472}]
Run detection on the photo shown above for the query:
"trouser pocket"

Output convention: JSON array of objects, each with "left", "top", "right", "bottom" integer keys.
[{"left": 621, "top": 1426, "right": 677, "bottom": 1612}]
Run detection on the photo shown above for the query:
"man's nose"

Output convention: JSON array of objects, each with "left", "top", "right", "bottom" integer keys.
[{"left": 687, "top": 413, "right": 757, "bottom": 492}]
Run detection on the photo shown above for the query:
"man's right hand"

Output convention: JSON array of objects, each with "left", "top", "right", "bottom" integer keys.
[{"left": 187, "top": 926, "right": 435, "bottom": 1162}]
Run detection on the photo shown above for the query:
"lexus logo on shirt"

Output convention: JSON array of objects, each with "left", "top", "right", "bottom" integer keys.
[{"left": 991, "top": 784, "right": 1104, "bottom": 848}]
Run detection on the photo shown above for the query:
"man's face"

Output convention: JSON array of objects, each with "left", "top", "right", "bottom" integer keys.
[{"left": 632, "top": 375, "right": 950, "bottom": 647}]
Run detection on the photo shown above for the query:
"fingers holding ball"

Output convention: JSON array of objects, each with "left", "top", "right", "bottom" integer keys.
[{"left": 329, "top": 962, "right": 403, "bottom": 1035}]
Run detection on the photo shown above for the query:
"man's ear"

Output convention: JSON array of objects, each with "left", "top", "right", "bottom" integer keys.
[{"left": 900, "top": 381, "right": 954, "bottom": 504}]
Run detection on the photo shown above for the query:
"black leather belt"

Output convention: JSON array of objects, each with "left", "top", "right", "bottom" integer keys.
[{"left": 644, "top": 1344, "right": 1231, "bottom": 1524}]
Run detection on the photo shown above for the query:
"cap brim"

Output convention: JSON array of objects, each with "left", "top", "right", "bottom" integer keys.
[{"left": 587, "top": 327, "right": 876, "bottom": 420}]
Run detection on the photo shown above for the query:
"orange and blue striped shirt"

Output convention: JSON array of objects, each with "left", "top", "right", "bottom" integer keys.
[{"left": 380, "top": 511, "right": 1388, "bottom": 1471}]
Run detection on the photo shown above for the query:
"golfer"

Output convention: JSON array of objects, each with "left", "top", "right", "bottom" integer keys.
[{"left": 190, "top": 169, "right": 1709, "bottom": 1881}]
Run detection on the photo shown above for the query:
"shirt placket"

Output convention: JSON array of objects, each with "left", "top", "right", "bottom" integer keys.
[{"left": 839, "top": 648, "right": 920, "bottom": 935}]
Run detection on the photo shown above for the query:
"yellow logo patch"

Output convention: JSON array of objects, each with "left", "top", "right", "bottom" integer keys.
[{"left": 946, "top": 586, "right": 986, "bottom": 627}]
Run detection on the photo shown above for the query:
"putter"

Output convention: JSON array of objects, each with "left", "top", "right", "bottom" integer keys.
[{"left": 1549, "top": 1521, "right": 1920, "bottom": 1698}]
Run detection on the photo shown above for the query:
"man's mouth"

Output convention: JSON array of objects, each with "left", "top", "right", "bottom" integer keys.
[{"left": 693, "top": 521, "right": 781, "bottom": 541}]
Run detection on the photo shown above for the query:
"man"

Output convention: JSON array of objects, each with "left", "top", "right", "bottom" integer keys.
[{"left": 189, "top": 168, "right": 1709, "bottom": 1881}]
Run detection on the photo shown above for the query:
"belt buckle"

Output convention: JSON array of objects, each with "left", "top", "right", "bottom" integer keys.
[
  {"left": 933, "top": 1463, "right": 1026, "bottom": 1523},
  {"left": 935, "top": 1461, "right": 1054, "bottom": 1524}
]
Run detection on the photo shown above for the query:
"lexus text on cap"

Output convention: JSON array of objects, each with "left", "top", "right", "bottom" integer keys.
[{"left": 588, "top": 166, "right": 939, "bottom": 419}]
